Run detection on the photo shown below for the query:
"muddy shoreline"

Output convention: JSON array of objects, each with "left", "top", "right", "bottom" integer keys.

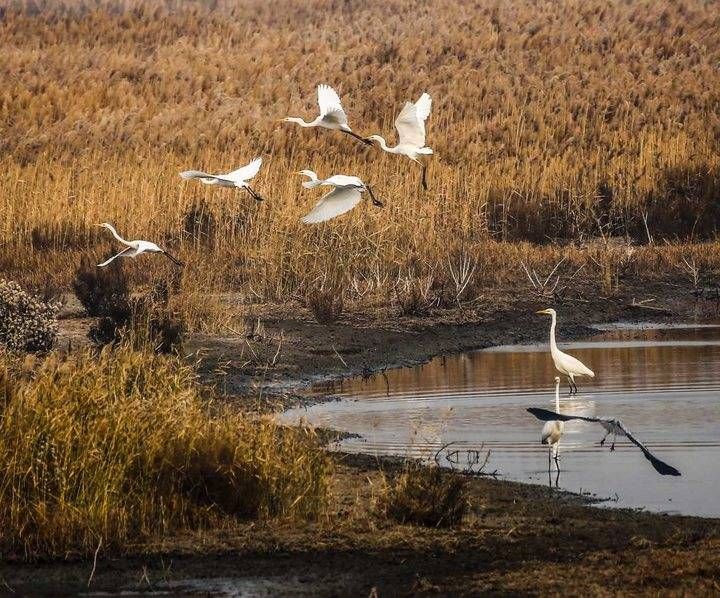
[
  {"left": 21, "top": 281, "right": 717, "bottom": 595},
  {"left": 186, "top": 279, "right": 706, "bottom": 407}
]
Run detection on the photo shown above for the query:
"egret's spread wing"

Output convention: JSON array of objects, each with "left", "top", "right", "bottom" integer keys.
[
  {"left": 527, "top": 407, "right": 601, "bottom": 424},
  {"left": 180, "top": 170, "right": 214, "bottom": 180},
  {"left": 325, "top": 174, "right": 364, "bottom": 188},
  {"left": 414, "top": 92, "right": 432, "bottom": 122},
  {"left": 616, "top": 421, "right": 681, "bottom": 476},
  {"left": 301, "top": 187, "right": 362, "bottom": 224},
  {"left": 394, "top": 102, "right": 425, "bottom": 147},
  {"left": 97, "top": 247, "right": 135, "bottom": 267},
  {"left": 225, "top": 158, "right": 262, "bottom": 183},
  {"left": 317, "top": 84, "right": 346, "bottom": 119}
]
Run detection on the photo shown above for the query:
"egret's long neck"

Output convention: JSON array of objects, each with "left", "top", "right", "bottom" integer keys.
[
  {"left": 105, "top": 224, "right": 131, "bottom": 246},
  {"left": 289, "top": 117, "right": 313, "bottom": 127},
  {"left": 374, "top": 135, "right": 395, "bottom": 153},
  {"left": 302, "top": 171, "right": 322, "bottom": 189},
  {"left": 549, "top": 312, "right": 558, "bottom": 353},
  {"left": 554, "top": 381, "right": 560, "bottom": 411}
]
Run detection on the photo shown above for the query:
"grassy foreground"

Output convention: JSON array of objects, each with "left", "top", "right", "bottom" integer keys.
[{"left": 0, "top": 345, "right": 329, "bottom": 559}]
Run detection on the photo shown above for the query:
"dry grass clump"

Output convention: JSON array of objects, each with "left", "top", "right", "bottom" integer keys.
[
  {"left": 0, "top": 0, "right": 719, "bottom": 321},
  {"left": 0, "top": 279, "right": 60, "bottom": 353},
  {"left": 0, "top": 345, "right": 330, "bottom": 559},
  {"left": 376, "top": 464, "right": 467, "bottom": 528}
]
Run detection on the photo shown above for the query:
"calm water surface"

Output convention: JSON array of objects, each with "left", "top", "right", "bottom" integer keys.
[{"left": 281, "top": 324, "right": 720, "bottom": 517}]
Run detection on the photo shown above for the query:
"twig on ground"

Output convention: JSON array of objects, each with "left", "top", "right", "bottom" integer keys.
[{"left": 87, "top": 537, "right": 103, "bottom": 588}]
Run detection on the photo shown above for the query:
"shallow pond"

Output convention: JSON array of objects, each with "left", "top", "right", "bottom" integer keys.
[{"left": 280, "top": 324, "right": 720, "bottom": 517}]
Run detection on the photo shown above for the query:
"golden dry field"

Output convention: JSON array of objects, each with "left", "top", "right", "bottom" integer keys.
[{"left": 1, "top": 0, "right": 720, "bottom": 327}]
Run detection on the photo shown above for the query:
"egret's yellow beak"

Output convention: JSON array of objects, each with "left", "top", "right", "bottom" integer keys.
[{"left": 536, "top": 309, "right": 550, "bottom": 315}]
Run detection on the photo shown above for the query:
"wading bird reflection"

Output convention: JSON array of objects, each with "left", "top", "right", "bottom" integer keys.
[
  {"left": 527, "top": 407, "right": 681, "bottom": 476},
  {"left": 541, "top": 377, "right": 565, "bottom": 478}
]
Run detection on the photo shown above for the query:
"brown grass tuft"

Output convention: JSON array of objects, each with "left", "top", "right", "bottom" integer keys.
[
  {"left": 0, "top": 344, "right": 331, "bottom": 559},
  {"left": 376, "top": 464, "right": 467, "bottom": 528}
]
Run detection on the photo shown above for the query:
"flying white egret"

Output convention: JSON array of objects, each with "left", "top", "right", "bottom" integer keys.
[
  {"left": 527, "top": 407, "right": 681, "bottom": 476},
  {"left": 540, "top": 377, "right": 565, "bottom": 472},
  {"left": 297, "top": 170, "right": 383, "bottom": 224},
  {"left": 367, "top": 92, "right": 433, "bottom": 190},
  {"left": 180, "top": 157, "right": 265, "bottom": 201},
  {"left": 96, "top": 223, "right": 182, "bottom": 268},
  {"left": 536, "top": 308, "right": 594, "bottom": 394},
  {"left": 281, "top": 84, "right": 371, "bottom": 146}
]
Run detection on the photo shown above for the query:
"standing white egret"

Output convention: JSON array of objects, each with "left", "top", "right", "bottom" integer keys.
[
  {"left": 297, "top": 170, "right": 383, "bottom": 224},
  {"left": 527, "top": 407, "right": 681, "bottom": 476},
  {"left": 367, "top": 92, "right": 433, "bottom": 190},
  {"left": 281, "top": 84, "right": 371, "bottom": 146},
  {"left": 540, "top": 377, "right": 565, "bottom": 473},
  {"left": 96, "top": 223, "right": 182, "bottom": 268},
  {"left": 180, "top": 157, "right": 265, "bottom": 201},
  {"left": 536, "top": 308, "right": 594, "bottom": 394}
]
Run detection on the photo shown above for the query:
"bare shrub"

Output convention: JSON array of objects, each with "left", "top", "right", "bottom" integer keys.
[
  {"left": 303, "top": 283, "right": 344, "bottom": 324},
  {"left": 0, "top": 279, "right": 60, "bottom": 353},
  {"left": 72, "top": 256, "right": 130, "bottom": 318},
  {"left": 376, "top": 464, "right": 467, "bottom": 528},
  {"left": 73, "top": 259, "right": 184, "bottom": 352},
  {"left": 392, "top": 273, "right": 436, "bottom": 316}
]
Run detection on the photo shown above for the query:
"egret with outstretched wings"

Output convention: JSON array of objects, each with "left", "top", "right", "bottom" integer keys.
[
  {"left": 281, "top": 85, "right": 371, "bottom": 146},
  {"left": 297, "top": 170, "right": 383, "bottom": 224},
  {"left": 96, "top": 223, "right": 182, "bottom": 268},
  {"left": 180, "top": 157, "right": 265, "bottom": 201},
  {"left": 368, "top": 92, "right": 433, "bottom": 190},
  {"left": 527, "top": 407, "right": 681, "bottom": 476}
]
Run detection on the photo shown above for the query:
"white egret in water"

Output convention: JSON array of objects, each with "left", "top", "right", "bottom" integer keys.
[
  {"left": 180, "top": 157, "right": 265, "bottom": 201},
  {"left": 536, "top": 308, "right": 594, "bottom": 394},
  {"left": 96, "top": 223, "right": 182, "bottom": 268},
  {"left": 297, "top": 170, "right": 383, "bottom": 224},
  {"left": 527, "top": 407, "right": 681, "bottom": 476},
  {"left": 281, "top": 84, "right": 371, "bottom": 146},
  {"left": 367, "top": 92, "right": 433, "bottom": 190},
  {"left": 540, "top": 377, "right": 565, "bottom": 472}
]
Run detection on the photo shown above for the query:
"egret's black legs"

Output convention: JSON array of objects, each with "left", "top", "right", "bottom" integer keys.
[
  {"left": 366, "top": 185, "right": 384, "bottom": 208},
  {"left": 421, "top": 163, "right": 428, "bottom": 191},
  {"left": 246, "top": 186, "right": 265, "bottom": 202},
  {"left": 343, "top": 129, "right": 373, "bottom": 146},
  {"left": 162, "top": 251, "right": 183, "bottom": 267}
]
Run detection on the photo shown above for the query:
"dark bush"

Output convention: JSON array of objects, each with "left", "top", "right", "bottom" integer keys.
[
  {"left": 305, "top": 286, "right": 344, "bottom": 324},
  {"left": 73, "top": 258, "right": 183, "bottom": 353},
  {"left": 72, "top": 255, "right": 130, "bottom": 317},
  {"left": 376, "top": 464, "right": 467, "bottom": 528}
]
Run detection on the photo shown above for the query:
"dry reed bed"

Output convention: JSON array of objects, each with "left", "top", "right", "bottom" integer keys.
[
  {"left": 0, "top": 344, "right": 330, "bottom": 559},
  {"left": 1, "top": 0, "right": 719, "bottom": 318}
]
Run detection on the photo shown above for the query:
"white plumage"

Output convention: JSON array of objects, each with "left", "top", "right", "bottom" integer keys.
[
  {"left": 297, "top": 170, "right": 383, "bottom": 224},
  {"left": 368, "top": 92, "right": 434, "bottom": 190},
  {"left": 180, "top": 158, "right": 265, "bottom": 200},
  {"left": 540, "top": 377, "right": 565, "bottom": 472},
  {"left": 281, "top": 85, "right": 371, "bottom": 145},
  {"left": 536, "top": 308, "right": 595, "bottom": 394},
  {"left": 96, "top": 223, "right": 182, "bottom": 268}
]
